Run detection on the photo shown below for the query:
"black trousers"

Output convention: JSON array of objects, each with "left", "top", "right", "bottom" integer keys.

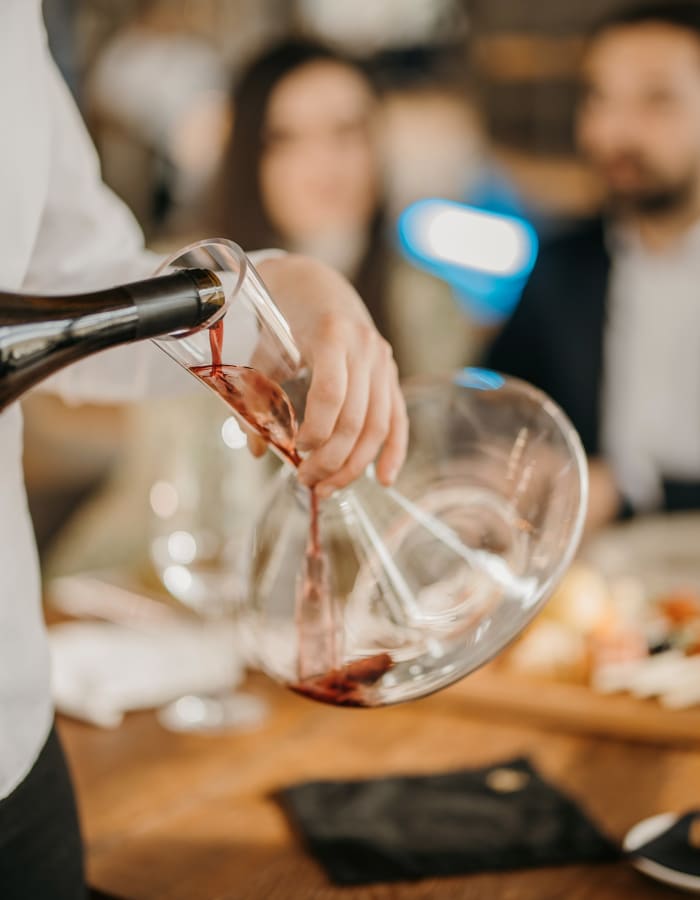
[{"left": 0, "top": 723, "right": 86, "bottom": 900}]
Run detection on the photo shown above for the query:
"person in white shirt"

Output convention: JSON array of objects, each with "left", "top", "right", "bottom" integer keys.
[
  {"left": 0, "top": 4, "right": 407, "bottom": 898},
  {"left": 485, "top": 2, "right": 700, "bottom": 533}
]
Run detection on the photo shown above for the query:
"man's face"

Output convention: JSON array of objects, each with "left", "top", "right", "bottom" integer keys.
[{"left": 577, "top": 23, "right": 700, "bottom": 214}]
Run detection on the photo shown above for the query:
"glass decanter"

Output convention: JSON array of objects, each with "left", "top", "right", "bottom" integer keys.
[
  {"left": 147, "top": 238, "right": 588, "bottom": 709},
  {"left": 242, "top": 369, "right": 587, "bottom": 706}
]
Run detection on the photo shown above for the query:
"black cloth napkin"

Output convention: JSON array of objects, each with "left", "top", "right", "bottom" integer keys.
[
  {"left": 630, "top": 811, "right": 700, "bottom": 877},
  {"left": 274, "top": 756, "right": 619, "bottom": 886}
]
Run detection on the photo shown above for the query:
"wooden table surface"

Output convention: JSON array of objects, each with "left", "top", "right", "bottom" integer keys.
[{"left": 58, "top": 673, "right": 696, "bottom": 900}]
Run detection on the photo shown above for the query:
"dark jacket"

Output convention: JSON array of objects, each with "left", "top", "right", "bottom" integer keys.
[
  {"left": 483, "top": 217, "right": 700, "bottom": 512},
  {"left": 484, "top": 218, "right": 609, "bottom": 456}
]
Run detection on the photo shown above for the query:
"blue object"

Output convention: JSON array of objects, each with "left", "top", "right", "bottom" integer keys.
[
  {"left": 453, "top": 367, "right": 505, "bottom": 391},
  {"left": 397, "top": 198, "right": 539, "bottom": 324}
]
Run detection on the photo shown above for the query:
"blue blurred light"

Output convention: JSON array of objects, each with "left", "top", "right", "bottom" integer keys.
[
  {"left": 453, "top": 367, "right": 505, "bottom": 391},
  {"left": 397, "top": 198, "right": 539, "bottom": 324}
]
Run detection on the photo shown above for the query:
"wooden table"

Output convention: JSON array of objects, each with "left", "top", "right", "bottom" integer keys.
[{"left": 58, "top": 673, "right": 696, "bottom": 900}]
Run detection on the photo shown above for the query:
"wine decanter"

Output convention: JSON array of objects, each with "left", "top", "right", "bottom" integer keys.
[
  {"left": 149, "top": 239, "right": 589, "bottom": 709},
  {"left": 244, "top": 370, "right": 587, "bottom": 706}
]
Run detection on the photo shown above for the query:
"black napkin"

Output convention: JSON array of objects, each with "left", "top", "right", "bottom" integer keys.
[
  {"left": 630, "top": 811, "right": 700, "bottom": 877},
  {"left": 274, "top": 757, "right": 618, "bottom": 885}
]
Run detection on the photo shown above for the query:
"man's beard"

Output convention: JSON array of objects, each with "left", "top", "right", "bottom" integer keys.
[
  {"left": 602, "top": 157, "right": 698, "bottom": 216},
  {"left": 608, "top": 181, "right": 695, "bottom": 215}
]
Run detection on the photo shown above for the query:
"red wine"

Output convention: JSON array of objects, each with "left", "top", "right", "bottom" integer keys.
[
  {"left": 190, "top": 318, "right": 393, "bottom": 706},
  {"left": 210, "top": 315, "right": 224, "bottom": 367},
  {"left": 192, "top": 363, "right": 301, "bottom": 466},
  {"left": 290, "top": 653, "right": 394, "bottom": 707},
  {"left": 294, "top": 504, "right": 339, "bottom": 682},
  {"left": 193, "top": 318, "right": 301, "bottom": 464}
]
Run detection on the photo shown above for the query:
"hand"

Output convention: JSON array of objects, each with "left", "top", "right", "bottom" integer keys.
[{"left": 255, "top": 254, "right": 408, "bottom": 495}]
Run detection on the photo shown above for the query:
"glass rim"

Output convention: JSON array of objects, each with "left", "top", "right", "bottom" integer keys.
[{"left": 153, "top": 237, "right": 248, "bottom": 337}]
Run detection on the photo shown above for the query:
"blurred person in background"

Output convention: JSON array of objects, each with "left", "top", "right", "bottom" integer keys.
[
  {"left": 0, "top": 4, "right": 407, "bottom": 897},
  {"left": 211, "top": 39, "right": 478, "bottom": 376},
  {"left": 485, "top": 2, "right": 700, "bottom": 533},
  {"left": 212, "top": 40, "right": 391, "bottom": 340}
]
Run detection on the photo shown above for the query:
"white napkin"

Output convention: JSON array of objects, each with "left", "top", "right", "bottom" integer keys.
[{"left": 49, "top": 619, "right": 245, "bottom": 728}]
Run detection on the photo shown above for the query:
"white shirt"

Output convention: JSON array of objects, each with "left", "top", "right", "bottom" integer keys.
[
  {"left": 0, "top": 2, "right": 267, "bottom": 797},
  {"left": 602, "top": 221, "right": 700, "bottom": 511}
]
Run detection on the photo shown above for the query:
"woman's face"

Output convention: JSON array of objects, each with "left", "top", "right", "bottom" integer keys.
[{"left": 260, "top": 60, "right": 379, "bottom": 243}]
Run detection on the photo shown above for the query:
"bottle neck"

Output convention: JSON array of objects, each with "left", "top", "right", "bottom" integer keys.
[
  {"left": 125, "top": 268, "right": 224, "bottom": 339},
  {"left": 0, "top": 268, "right": 224, "bottom": 410}
]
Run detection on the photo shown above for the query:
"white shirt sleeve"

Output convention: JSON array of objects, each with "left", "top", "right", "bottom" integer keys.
[
  {"left": 25, "top": 54, "right": 280, "bottom": 405},
  {"left": 23, "top": 57, "right": 159, "bottom": 294}
]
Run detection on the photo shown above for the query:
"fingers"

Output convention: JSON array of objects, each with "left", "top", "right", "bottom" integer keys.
[
  {"left": 298, "top": 334, "right": 407, "bottom": 492},
  {"left": 314, "top": 357, "right": 394, "bottom": 495},
  {"left": 296, "top": 317, "right": 348, "bottom": 453},
  {"left": 375, "top": 378, "right": 409, "bottom": 486},
  {"left": 257, "top": 256, "right": 404, "bottom": 487},
  {"left": 297, "top": 351, "right": 370, "bottom": 487}
]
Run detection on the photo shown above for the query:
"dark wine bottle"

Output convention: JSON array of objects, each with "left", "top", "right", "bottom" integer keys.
[{"left": 0, "top": 268, "right": 223, "bottom": 411}]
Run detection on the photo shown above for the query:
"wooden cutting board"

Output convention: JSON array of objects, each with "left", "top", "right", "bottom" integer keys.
[{"left": 440, "top": 663, "right": 700, "bottom": 746}]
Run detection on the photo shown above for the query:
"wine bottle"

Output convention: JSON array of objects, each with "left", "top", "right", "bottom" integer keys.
[{"left": 0, "top": 268, "right": 223, "bottom": 410}]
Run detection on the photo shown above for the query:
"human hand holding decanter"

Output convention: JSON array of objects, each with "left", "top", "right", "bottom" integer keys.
[{"left": 252, "top": 254, "right": 408, "bottom": 492}]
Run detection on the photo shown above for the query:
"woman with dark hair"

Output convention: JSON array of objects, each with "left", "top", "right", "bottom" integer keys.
[{"left": 212, "top": 40, "right": 390, "bottom": 338}]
